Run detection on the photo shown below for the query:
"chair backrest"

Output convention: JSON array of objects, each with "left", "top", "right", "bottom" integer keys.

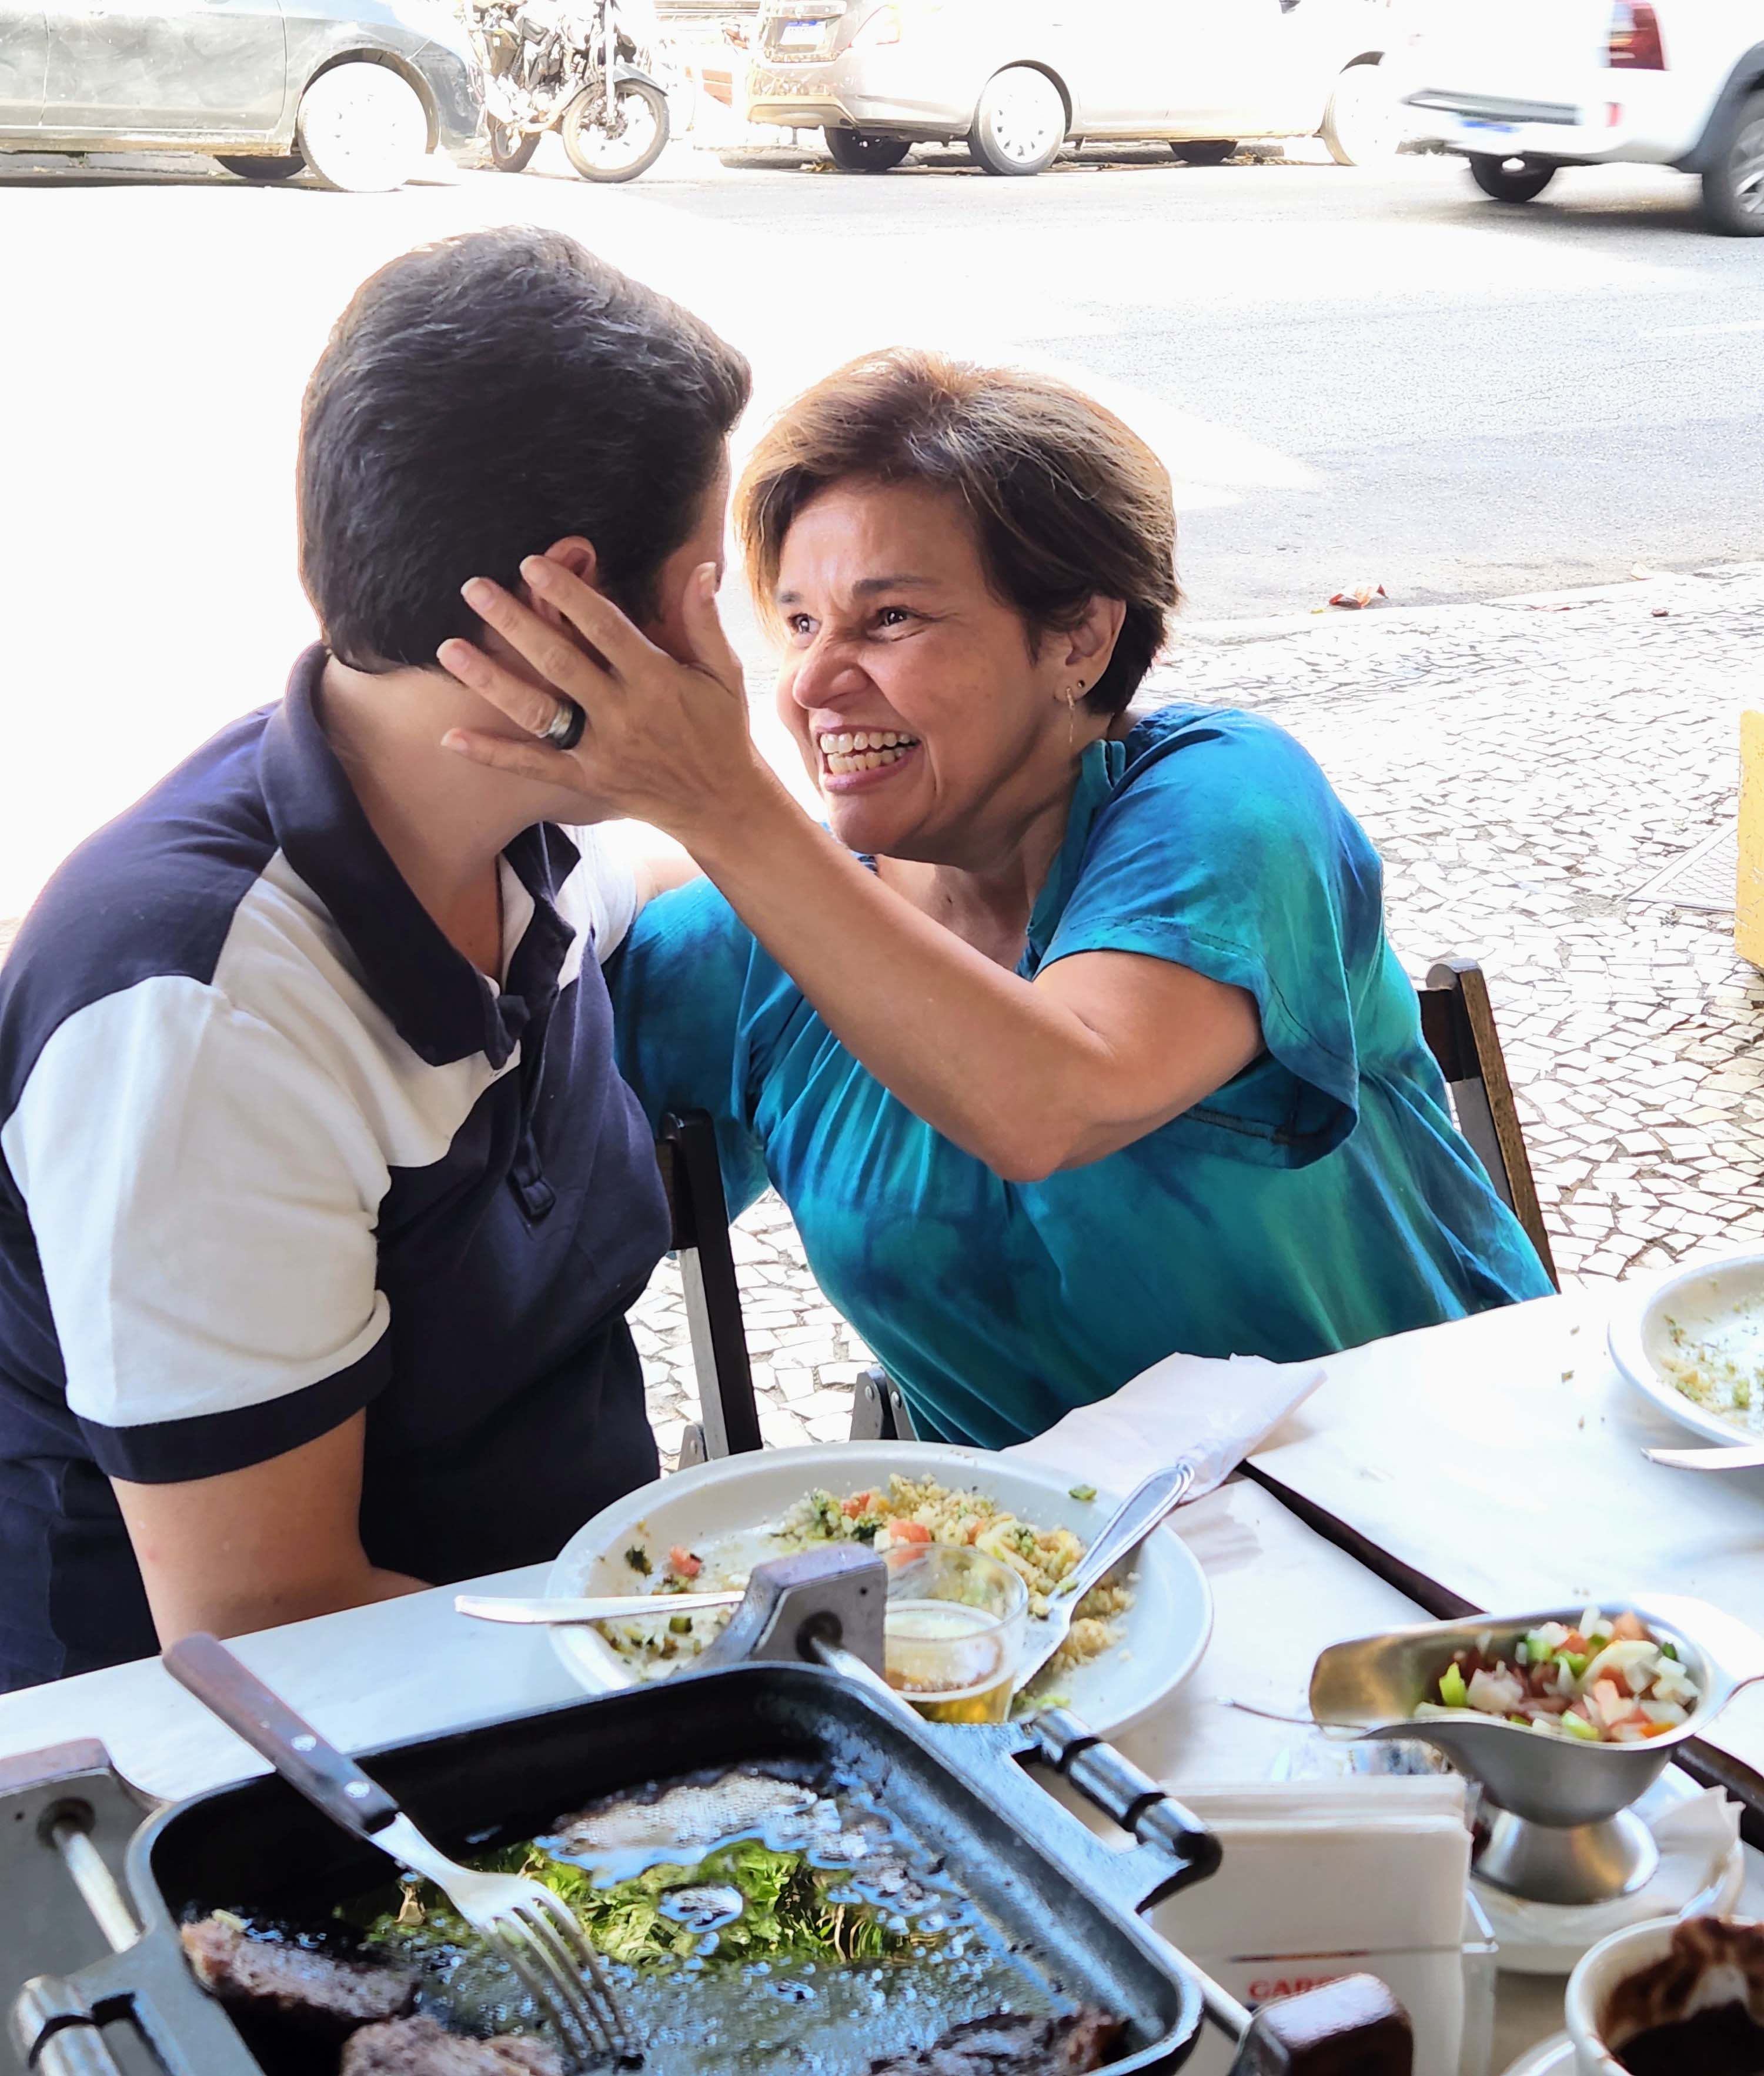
[
  {"left": 656, "top": 1110, "right": 763, "bottom": 1458},
  {"left": 1416, "top": 957, "right": 1559, "bottom": 1290}
]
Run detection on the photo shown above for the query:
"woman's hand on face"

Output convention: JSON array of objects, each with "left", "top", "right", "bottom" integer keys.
[{"left": 436, "top": 556, "right": 773, "bottom": 843}]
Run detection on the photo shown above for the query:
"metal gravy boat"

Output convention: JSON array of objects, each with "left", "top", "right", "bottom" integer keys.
[{"left": 1309, "top": 1594, "right": 1764, "bottom": 1905}]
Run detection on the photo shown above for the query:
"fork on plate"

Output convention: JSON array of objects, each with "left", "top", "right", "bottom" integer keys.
[{"left": 163, "top": 1633, "right": 636, "bottom": 2069}]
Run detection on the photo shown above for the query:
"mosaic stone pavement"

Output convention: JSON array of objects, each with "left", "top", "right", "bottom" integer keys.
[{"left": 633, "top": 561, "right": 1764, "bottom": 1457}]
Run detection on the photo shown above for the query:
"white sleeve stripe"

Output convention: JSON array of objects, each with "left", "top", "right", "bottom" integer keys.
[
  {"left": 80, "top": 1326, "right": 392, "bottom": 1484},
  {"left": 2, "top": 973, "right": 392, "bottom": 1434}
]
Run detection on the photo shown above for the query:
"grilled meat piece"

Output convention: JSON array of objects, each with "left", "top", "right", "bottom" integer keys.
[
  {"left": 340, "top": 2015, "right": 566, "bottom": 2074},
  {"left": 180, "top": 1916, "right": 417, "bottom": 2039},
  {"left": 869, "top": 2007, "right": 1124, "bottom": 2076}
]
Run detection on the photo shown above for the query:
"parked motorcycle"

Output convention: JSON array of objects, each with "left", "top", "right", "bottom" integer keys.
[{"left": 470, "top": 0, "right": 671, "bottom": 183}]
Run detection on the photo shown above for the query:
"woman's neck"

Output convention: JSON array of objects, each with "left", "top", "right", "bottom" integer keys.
[{"left": 878, "top": 749, "right": 1094, "bottom": 968}]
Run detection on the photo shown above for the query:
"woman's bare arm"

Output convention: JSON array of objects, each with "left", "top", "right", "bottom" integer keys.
[
  {"left": 111, "top": 1412, "right": 426, "bottom": 1647},
  {"left": 438, "top": 566, "right": 1261, "bottom": 1181}
]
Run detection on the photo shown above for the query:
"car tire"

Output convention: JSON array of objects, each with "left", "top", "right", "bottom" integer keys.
[
  {"left": 968, "top": 65, "right": 1066, "bottom": 177},
  {"left": 561, "top": 78, "right": 670, "bottom": 182},
  {"left": 488, "top": 119, "right": 540, "bottom": 173},
  {"left": 1322, "top": 59, "right": 1399, "bottom": 167},
  {"left": 1467, "top": 153, "right": 1556, "bottom": 204},
  {"left": 824, "top": 128, "right": 910, "bottom": 172},
  {"left": 1171, "top": 139, "right": 1235, "bottom": 165},
  {"left": 216, "top": 153, "right": 304, "bottom": 181},
  {"left": 1701, "top": 86, "right": 1764, "bottom": 237},
  {"left": 295, "top": 61, "right": 428, "bottom": 192}
]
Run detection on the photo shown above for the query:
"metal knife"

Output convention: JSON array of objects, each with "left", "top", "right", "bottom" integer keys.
[{"left": 455, "top": 1588, "right": 747, "bottom": 1626}]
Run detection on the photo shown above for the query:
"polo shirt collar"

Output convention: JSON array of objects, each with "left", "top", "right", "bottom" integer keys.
[{"left": 259, "top": 648, "right": 577, "bottom": 1070}]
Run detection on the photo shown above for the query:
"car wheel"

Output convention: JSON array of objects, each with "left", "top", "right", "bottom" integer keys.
[
  {"left": 562, "top": 78, "right": 670, "bottom": 182},
  {"left": 1467, "top": 153, "right": 1556, "bottom": 204},
  {"left": 824, "top": 128, "right": 910, "bottom": 172},
  {"left": 216, "top": 153, "right": 304, "bottom": 181},
  {"left": 968, "top": 65, "right": 1066, "bottom": 177},
  {"left": 1322, "top": 59, "right": 1399, "bottom": 166},
  {"left": 295, "top": 61, "right": 428, "bottom": 192},
  {"left": 488, "top": 119, "right": 540, "bottom": 173},
  {"left": 1170, "top": 139, "right": 1236, "bottom": 165},
  {"left": 1702, "top": 86, "right": 1764, "bottom": 237}
]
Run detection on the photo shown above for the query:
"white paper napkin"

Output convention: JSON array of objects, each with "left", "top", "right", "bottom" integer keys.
[{"left": 1004, "top": 1349, "right": 1327, "bottom": 1498}]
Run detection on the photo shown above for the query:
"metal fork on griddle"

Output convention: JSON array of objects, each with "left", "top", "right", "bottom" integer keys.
[{"left": 164, "top": 1634, "right": 636, "bottom": 2069}]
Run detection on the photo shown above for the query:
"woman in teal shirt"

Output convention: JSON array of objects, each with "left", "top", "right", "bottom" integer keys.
[{"left": 437, "top": 348, "right": 1552, "bottom": 1448}]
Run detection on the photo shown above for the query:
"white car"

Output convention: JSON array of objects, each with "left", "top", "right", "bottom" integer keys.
[
  {"left": 743, "top": 0, "right": 1406, "bottom": 176},
  {"left": 1399, "top": 0, "right": 1764, "bottom": 234}
]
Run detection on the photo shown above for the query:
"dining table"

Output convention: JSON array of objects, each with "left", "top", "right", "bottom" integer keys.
[{"left": 4, "top": 1270, "right": 1762, "bottom": 2076}]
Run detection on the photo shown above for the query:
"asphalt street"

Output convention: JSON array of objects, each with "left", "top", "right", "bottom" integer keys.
[{"left": 2, "top": 136, "right": 1762, "bottom": 913}]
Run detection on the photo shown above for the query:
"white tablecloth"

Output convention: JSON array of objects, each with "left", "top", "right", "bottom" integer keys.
[{"left": 5, "top": 1285, "right": 1760, "bottom": 2072}]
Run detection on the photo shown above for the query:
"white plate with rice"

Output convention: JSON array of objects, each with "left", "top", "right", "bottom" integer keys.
[
  {"left": 544, "top": 1442, "right": 1214, "bottom": 1736},
  {"left": 1609, "top": 1250, "right": 1764, "bottom": 1446}
]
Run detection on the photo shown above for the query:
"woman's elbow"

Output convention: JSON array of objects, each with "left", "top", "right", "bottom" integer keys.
[{"left": 973, "top": 1120, "right": 1080, "bottom": 1185}]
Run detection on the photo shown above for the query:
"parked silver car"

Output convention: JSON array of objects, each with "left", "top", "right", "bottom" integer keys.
[
  {"left": 744, "top": 0, "right": 1402, "bottom": 175},
  {"left": 0, "top": 0, "right": 480, "bottom": 190}
]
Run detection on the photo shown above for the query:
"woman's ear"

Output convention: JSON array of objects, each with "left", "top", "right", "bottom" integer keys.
[
  {"left": 1057, "top": 596, "right": 1127, "bottom": 686},
  {"left": 521, "top": 536, "right": 600, "bottom": 629}
]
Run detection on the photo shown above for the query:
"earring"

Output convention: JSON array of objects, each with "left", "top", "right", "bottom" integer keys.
[{"left": 1065, "top": 680, "right": 1085, "bottom": 747}]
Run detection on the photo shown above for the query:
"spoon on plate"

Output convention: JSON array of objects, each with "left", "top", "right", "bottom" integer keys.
[
  {"left": 1643, "top": 1441, "right": 1764, "bottom": 1471},
  {"left": 456, "top": 1588, "right": 747, "bottom": 1626}
]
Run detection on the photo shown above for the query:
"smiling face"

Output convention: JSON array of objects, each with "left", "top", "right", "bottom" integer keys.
[{"left": 773, "top": 480, "right": 1117, "bottom": 864}]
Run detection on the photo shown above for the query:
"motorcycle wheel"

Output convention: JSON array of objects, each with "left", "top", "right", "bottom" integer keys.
[
  {"left": 489, "top": 118, "right": 540, "bottom": 172},
  {"left": 562, "top": 78, "right": 669, "bottom": 183}
]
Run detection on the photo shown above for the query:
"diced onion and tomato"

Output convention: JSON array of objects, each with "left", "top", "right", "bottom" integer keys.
[{"left": 1416, "top": 1607, "right": 1699, "bottom": 1744}]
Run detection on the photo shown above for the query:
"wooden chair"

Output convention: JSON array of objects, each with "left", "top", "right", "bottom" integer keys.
[
  {"left": 667, "top": 957, "right": 1558, "bottom": 1463},
  {"left": 1416, "top": 957, "right": 1559, "bottom": 1289},
  {"left": 657, "top": 1111, "right": 764, "bottom": 1467}
]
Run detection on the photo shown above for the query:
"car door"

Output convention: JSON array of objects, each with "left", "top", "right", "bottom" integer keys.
[
  {"left": 42, "top": 0, "right": 286, "bottom": 136},
  {"left": 1164, "top": 0, "right": 1294, "bottom": 135},
  {"left": 1061, "top": 0, "right": 1183, "bottom": 133},
  {"left": 0, "top": 5, "right": 51, "bottom": 125}
]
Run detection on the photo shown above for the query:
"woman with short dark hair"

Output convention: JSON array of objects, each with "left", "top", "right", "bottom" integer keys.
[{"left": 442, "top": 349, "right": 1551, "bottom": 1449}]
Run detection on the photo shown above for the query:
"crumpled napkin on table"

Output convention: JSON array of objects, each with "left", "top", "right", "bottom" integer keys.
[{"left": 1003, "top": 1349, "right": 1326, "bottom": 1500}]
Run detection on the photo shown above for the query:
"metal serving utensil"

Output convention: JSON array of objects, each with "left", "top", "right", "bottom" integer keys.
[
  {"left": 1013, "top": 1461, "right": 1196, "bottom": 1702},
  {"left": 456, "top": 1588, "right": 747, "bottom": 1626},
  {"left": 163, "top": 1635, "right": 637, "bottom": 2070},
  {"left": 1643, "top": 1440, "right": 1764, "bottom": 1471},
  {"left": 1308, "top": 1594, "right": 1764, "bottom": 1905}
]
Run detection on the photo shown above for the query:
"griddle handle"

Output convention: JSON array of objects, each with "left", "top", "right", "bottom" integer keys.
[
  {"left": 1034, "top": 1708, "right": 1220, "bottom": 1903},
  {"left": 1231, "top": 1973, "right": 1412, "bottom": 2076},
  {"left": 162, "top": 1634, "right": 401, "bottom": 1838}
]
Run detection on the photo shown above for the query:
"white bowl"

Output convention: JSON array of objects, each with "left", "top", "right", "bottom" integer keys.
[
  {"left": 544, "top": 1441, "right": 1213, "bottom": 1737},
  {"left": 1608, "top": 1250, "right": 1764, "bottom": 1446}
]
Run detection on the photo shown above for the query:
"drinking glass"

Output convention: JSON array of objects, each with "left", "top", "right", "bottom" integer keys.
[{"left": 882, "top": 1544, "right": 1029, "bottom": 1724}]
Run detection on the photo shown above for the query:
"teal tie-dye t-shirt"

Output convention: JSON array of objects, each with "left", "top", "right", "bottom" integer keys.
[{"left": 609, "top": 704, "right": 1551, "bottom": 1448}]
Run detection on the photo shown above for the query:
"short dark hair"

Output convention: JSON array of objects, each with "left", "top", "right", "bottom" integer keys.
[
  {"left": 300, "top": 226, "right": 751, "bottom": 671},
  {"left": 736, "top": 349, "right": 1177, "bottom": 715}
]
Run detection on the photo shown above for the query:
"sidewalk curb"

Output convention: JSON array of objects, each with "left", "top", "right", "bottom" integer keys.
[{"left": 1174, "top": 562, "right": 1764, "bottom": 650}]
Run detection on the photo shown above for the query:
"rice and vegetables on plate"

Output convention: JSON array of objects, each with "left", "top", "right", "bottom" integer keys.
[
  {"left": 1415, "top": 1606, "right": 1700, "bottom": 1744},
  {"left": 609, "top": 1473, "right": 1132, "bottom": 1698},
  {"left": 1659, "top": 1303, "right": 1764, "bottom": 1433}
]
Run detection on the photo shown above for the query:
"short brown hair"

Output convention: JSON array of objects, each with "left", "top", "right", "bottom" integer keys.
[
  {"left": 301, "top": 227, "right": 750, "bottom": 672},
  {"left": 736, "top": 349, "right": 1177, "bottom": 714}
]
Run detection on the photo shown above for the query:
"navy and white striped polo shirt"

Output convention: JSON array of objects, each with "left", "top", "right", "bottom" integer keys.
[{"left": 0, "top": 649, "right": 671, "bottom": 1691}]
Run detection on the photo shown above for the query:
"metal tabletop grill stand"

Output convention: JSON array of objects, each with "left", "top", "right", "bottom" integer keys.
[
  {"left": 698, "top": 1548, "right": 1412, "bottom": 2076},
  {"left": 8, "top": 1547, "right": 1412, "bottom": 2076}
]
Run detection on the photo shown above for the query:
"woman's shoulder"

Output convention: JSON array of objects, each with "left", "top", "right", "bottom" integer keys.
[
  {"left": 1105, "top": 701, "right": 1350, "bottom": 836},
  {"left": 1118, "top": 699, "right": 1318, "bottom": 776}
]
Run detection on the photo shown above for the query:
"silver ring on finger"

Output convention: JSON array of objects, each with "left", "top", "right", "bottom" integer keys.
[{"left": 540, "top": 696, "right": 585, "bottom": 752}]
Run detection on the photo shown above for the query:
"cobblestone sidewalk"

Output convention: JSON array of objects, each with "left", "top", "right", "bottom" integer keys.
[{"left": 634, "top": 562, "right": 1764, "bottom": 1457}]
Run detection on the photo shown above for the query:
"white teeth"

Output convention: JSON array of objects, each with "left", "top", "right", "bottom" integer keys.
[{"left": 817, "top": 728, "right": 917, "bottom": 775}]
